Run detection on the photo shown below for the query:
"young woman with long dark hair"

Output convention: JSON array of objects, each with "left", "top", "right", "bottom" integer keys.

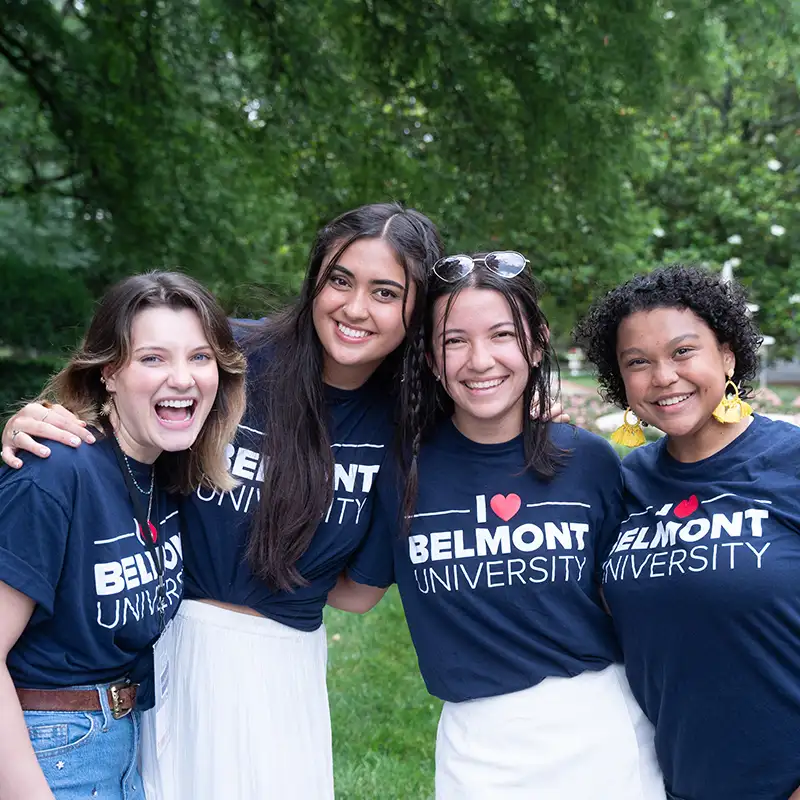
[
  {"left": 1, "top": 202, "right": 443, "bottom": 799},
  {"left": 330, "top": 253, "right": 665, "bottom": 799}
]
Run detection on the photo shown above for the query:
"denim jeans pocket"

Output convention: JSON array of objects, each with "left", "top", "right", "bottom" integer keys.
[{"left": 26, "top": 711, "right": 96, "bottom": 758}]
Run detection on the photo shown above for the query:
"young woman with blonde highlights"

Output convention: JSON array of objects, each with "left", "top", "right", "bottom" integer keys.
[
  {"left": 2, "top": 203, "right": 444, "bottom": 799},
  {"left": 0, "top": 271, "right": 245, "bottom": 800}
]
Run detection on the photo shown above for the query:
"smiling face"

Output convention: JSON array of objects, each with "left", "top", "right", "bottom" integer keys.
[
  {"left": 312, "top": 237, "right": 415, "bottom": 389},
  {"left": 104, "top": 306, "right": 220, "bottom": 463},
  {"left": 616, "top": 307, "right": 735, "bottom": 446},
  {"left": 432, "top": 287, "right": 536, "bottom": 444}
]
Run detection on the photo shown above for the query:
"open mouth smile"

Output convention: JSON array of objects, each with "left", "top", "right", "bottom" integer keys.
[{"left": 154, "top": 398, "right": 198, "bottom": 427}]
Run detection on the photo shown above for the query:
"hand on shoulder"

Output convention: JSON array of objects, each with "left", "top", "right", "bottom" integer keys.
[{"left": 2, "top": 403, "right": 95, "bottom": 469}]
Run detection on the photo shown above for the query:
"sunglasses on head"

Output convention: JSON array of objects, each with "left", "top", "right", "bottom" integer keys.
[{"left": 431, "top": 251, "right": 530, "bottom": 283}]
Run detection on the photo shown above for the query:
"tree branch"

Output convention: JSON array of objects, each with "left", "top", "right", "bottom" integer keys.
[
  {"left": 749, "top": 112, "right": 800, "bottom": 131},
  {"left": 0, "top": 168, "right": 83, "bottom": 199},
  {"left": 0, "top": 32, "right": 62, "bottom": 121}
]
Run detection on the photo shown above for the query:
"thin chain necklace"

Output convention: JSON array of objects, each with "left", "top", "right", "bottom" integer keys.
[
  {"left": 146, "top": 479, "right": 154, "bottom": 526},
  {"left": 114, "top": 434, "right": 154, "bottom": 496}
]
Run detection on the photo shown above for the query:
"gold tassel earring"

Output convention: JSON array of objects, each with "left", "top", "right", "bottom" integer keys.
[
  {"left": 712, "top": 378, "right": 753, "bottom": 424},
  {"left": 610, "top": 408, "right": 646, "bottom": 448}
]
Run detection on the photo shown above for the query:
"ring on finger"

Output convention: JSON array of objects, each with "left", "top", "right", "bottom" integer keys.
[
  {"left": 10, "top": 429, "right": 21, "bottom": 444},
  {"left": 40, "top": 410, "right": 50, "bottom": 423}
]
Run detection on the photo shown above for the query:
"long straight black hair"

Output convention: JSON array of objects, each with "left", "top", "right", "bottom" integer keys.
[
  {"left": 400, "top": 257, "right": 564, "bottom": 523},
  {"left": 244, "top": 202, "right": 443, "bottom": 590}
]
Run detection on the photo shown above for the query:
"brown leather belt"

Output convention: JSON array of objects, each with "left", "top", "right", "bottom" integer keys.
[{"left": 17, "top": 683, "right": 138, "bottom": 720}]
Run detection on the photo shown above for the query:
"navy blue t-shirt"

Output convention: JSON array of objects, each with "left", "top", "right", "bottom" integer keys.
[
  {"left": 182, "top": 340, "right": 393, "bottom": 631},
  {"left": 602, "top": 414, "right": 800, "bottom": 800},
  {"left": 0, "top": 437, "right": 183, "bottom": 710},
  {"left": 348, "top": 421, "right": 623, "bottom": 703}
]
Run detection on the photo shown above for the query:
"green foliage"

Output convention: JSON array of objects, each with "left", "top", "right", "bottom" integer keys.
[
  {"left": 0, "top": 248, "right": 93, "bottom": 353},
  {"left": 1, "top": 2, "right": 713, "bottom": 327},
  {"left": 0, "top": 358, "right": 61, "bottom": 416},
  {"left": 0, "top": 0, "right": 798, "bottom": 358},
  {"left": 637, "top": 0, "right": 800, "bottom": 355}
]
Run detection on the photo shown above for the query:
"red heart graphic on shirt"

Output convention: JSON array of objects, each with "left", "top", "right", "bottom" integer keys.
[
  {"left": 674, "top": 495, "right": 699, "bottom": 519},
  {"left": 490, "top": 493, "right": 522, "bottom": 522}
]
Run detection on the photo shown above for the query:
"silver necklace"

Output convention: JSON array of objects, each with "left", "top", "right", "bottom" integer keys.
[{"left": 114, "top": 434, "right": 154, "bottom": 496}]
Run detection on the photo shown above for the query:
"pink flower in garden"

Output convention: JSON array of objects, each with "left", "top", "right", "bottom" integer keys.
[{"left": 755, "top": 389, "right": 782, "bottom": 406}]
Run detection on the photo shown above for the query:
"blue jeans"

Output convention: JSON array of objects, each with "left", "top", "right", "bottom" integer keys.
[{"left": 24, "top": 684, "right": 145, "bottom": 800}]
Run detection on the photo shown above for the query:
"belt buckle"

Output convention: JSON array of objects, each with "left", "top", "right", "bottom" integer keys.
[{"left": 109, "top": 682, "right": 132, "bottom": 720}]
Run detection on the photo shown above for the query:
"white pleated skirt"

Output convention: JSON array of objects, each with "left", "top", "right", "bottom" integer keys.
[
  {"left": 140, "top": 599, "right": 333, "bottom": 800},
  {"left": 435, "top": 663, "right": 665, "bottom": 800}
]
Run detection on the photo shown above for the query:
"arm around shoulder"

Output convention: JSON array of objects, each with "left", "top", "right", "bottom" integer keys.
[{"left": 2, "top": 403, "right": 94, "bottom": 470}]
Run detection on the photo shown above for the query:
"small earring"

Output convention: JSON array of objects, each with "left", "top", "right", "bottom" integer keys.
[
  {"left": 712, "top": 378, "right": 753, "bottom": 424},
  {"left": 610, "top": 408, "right": 646, "bottom": 448}
]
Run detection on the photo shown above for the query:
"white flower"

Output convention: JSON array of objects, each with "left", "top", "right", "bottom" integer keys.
[
  {"left": 423, "top": 133, "right": 434, "bottom": 143},
  {"left": 723, "top": 257, "right": 741, "bottom": 270},
  {"left": 771, "top": 224, "right": 786, "bottom": 237},
  {"left": 767, "top": 159, "right": 782, "bottom": 171},
  {"left": 663, "top": 10, "right": 675, "bottom": 19},
  {"left": 765, "top": 133, "right": 777, "bottom": 144},
  {"left": 727, "top": 234, "right": 742, "bottom": 245},
  {"left": 652, "top": 227, "right": 666, "bottom": 238}
]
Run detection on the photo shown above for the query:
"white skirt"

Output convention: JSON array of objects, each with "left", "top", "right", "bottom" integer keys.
[
  {"left": 435, "top": 664, "right": 665, "bottom": 800},
  {"left": 140, "top": 599, "right": 333, "bottom": 800}
]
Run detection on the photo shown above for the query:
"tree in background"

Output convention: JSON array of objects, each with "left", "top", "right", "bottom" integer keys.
[
  {"left": 638, "top": 0, "right": 800, "bottom": 357},
  {"left": 0, "top": 0, "right": 798, "bottom": 410}
]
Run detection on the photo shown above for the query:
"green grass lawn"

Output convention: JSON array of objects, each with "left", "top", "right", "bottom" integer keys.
[{"left": 326, "top": 587, "right": 440, "bottom": 799}]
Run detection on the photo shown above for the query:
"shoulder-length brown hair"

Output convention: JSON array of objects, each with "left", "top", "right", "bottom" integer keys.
[{"left": 40, "top": 271, "right": 246, "bottom": 494}]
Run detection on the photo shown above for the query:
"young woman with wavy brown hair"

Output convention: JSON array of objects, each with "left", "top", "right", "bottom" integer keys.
[
  {"left": 0, "top": 271, "right": 245, "bottom": 800},
  {"left": 3, "top": 203, "right": 443, "bottom": 799}
]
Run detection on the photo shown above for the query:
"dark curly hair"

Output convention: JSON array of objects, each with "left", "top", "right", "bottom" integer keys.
[{"left": 573, "top": 264, "right": 762, "bottom": 409}]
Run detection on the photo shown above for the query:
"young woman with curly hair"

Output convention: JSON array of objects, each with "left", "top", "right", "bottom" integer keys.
[{"left": 574, "top": 264, "right": 800, "bottom": 800}]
